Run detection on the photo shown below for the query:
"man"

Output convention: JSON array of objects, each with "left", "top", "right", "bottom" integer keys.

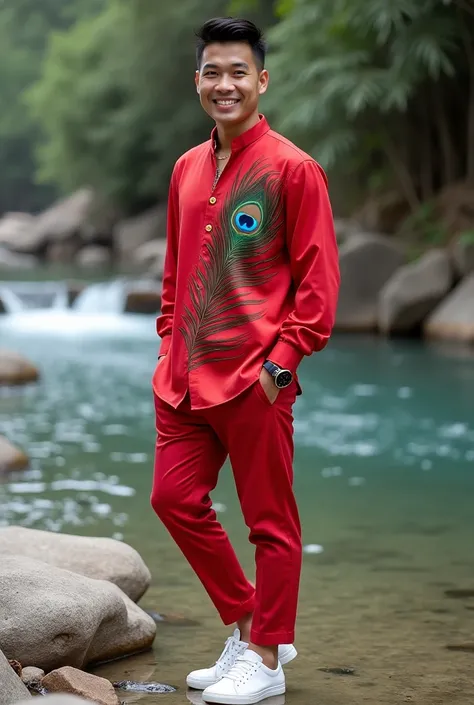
[{"left": 151, "top": 16, "right": 339, "bottom": 705}]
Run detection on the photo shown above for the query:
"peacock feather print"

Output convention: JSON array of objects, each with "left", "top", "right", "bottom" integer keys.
[{"left": 180, "top": 158, "right": 284, "bottom": 370}]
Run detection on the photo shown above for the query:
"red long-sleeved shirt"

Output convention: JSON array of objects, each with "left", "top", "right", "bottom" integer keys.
[{"left": 153, "top": 116, "right": 339, "bottom": 410}]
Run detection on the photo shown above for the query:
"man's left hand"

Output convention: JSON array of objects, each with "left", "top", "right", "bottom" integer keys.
[{"left": 259, "top": 367, "right": 279, "bottom": 404}]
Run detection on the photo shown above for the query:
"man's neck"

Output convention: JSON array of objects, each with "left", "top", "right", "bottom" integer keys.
[{"left": 215, "top": 112, "right": 260, "bottom": 152}]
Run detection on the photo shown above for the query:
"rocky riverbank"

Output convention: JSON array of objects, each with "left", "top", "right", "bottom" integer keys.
[
  {"left": 0, "top": 189, "right": 166, "bottom": 277},
  {"left": 1, "top": 189, "right": 473, "bottom": 340},
  {"left": 0, "top": 527, "right": 157, "bottom": 705},
  {"left": 336, "top": 228, "right": 474, "bottom": 342}
]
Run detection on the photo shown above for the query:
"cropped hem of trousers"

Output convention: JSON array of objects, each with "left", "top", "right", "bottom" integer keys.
[{"left": 151, "top": 379, "right": 302, "bottom": 645}]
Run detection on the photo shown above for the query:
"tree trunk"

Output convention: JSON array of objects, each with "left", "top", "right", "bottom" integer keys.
[
  {"left": 434, "top": 86, "right": 458, "bottom": 187},
  {"left": 383, "top": 133, "right": 420, "bottom": 212},
  {"left": 463, "top": 29, "right": 474, "bottom": 183},
  {"left": 417, "top": 92, "right": 434, "bottom": 200},
  {"left": 457, "top": 7, "right": 474, "bottom": 183}
]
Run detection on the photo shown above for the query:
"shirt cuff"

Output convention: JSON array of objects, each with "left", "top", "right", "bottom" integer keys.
[
  {"left": 267, "top": 339, "right": 304, "bottom": 374},
  {"left": 158, "top": 335, "right": 171, "bottom": 357}
]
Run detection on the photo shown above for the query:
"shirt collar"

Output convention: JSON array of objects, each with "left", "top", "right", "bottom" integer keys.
[{"left": 211, "top": 114, "right": 270, "bottom": 154}]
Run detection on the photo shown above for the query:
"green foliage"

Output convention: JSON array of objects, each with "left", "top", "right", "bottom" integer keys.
[
  {"left": 398, "top": 201, "right": 448, "bottom": 247},
  {"left": 262, "top": 0, "right": 473, "bottom": 211},
  {"left": 1, "top": 0, "right": 472, "bottom": 220},
  {"left": 0, "top": 0, "right": 105, "bottom": 212},
  {"left": 29, "top": 0, "right": 276, "bottom": 213},
  {"left": 459, "top": 230, "right": 474, "bottom": 246}
]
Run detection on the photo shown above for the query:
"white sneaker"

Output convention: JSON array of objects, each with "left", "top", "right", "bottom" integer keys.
[
  {"left": 202, "top": 649, "right": 285, "bottom": 704},
  {"left": 186, "top": 630, "right": 297, "bottom": 691}
]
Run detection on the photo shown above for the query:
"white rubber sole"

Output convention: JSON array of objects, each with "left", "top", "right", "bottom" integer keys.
[
  {"left": 186, "top": 673, "right": 217, "bottom": 690},
  {"left": 202, "top": 682, "right": 286, "bottom": 704}
]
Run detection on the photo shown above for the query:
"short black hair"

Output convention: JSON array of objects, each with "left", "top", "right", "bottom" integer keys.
[{"left": 195, "top": 17, "right": 266, "bottom": 72}]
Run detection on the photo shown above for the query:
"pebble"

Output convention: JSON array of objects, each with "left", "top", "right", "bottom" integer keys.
[
  {"left": 444, "top": 589, "right": 474, "bottom": 599},
  {"left": 113, "top": 680, "right": 176, "bottom": 693},
  {"left": 318, "top": 666, "right": 357, "bottom": 675},
  {"left": 144, "top": 610, "right": 200, "bottom": 626},
  {"left": 303, "top": 544, "right": 324, "bottom": 554},
  {"left": 445, "top": 643, "right": 474, "bottom": 652}
]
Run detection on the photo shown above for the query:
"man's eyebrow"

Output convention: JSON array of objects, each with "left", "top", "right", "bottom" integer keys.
[{"left": 201, "top": 62, "right": 250, "bottom": 71}]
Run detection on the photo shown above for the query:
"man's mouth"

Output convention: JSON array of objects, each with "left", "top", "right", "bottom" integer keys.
[{"left": 213, "top": 99, "right": 240, "bottom": 106}]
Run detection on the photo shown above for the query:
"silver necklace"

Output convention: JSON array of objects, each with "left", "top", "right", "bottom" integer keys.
[{"left": 212, "top": 166, "right": 221, "bottom": 192}]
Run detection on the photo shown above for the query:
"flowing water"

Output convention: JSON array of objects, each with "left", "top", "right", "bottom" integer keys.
[{"left": 1, "top": 303, "right": 474, "bottom": 705}]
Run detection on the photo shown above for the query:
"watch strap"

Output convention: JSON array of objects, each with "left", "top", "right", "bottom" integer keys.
[{"left": 263, "top": 360, "right": 280, "bottom": 377}]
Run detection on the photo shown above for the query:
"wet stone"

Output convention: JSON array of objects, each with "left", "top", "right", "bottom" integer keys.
[
  {"left": 447, "top": 587, "right": 474, "bottom": 598},
  {"left": 445, "top": 643, "right": 474, "bottom": 652},
  {"left": 8, "top": 659, "right": 22, "bottom": 677},
  {"left": 113, "top": 680, "right": 177, "bottom": 693},
  {"left": 144, "top": 610, "right": 200, "bottom": 627},
  {"left": 29, "top": 683, "right": 48, "bottom": 695},
  {"left": 318, "top": 666, "right": 357, "bottom": 676}
]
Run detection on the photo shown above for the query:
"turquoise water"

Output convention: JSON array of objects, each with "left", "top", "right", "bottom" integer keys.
[{"left": 1, "top": 311, "right": 474, "bottom": 704}]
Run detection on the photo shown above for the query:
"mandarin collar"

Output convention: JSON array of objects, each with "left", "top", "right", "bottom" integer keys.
[{"left": 211, "top": 114, "right": 270, "bottom": 154}]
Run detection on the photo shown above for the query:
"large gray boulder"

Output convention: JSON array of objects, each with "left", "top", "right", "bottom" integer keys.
[
  {"left": 77, "top": 246, "right": 111, "bottom": 270},
  {"left": 0, "top": 436, "right": 29, "bottom": 473},
  {"left": 378, "top": 249, "right": 453, "bottom": 334},
  {"left": 114, "top": 206, "right": 166, "bottom": 263},
  {"left": 0, "top": 527, "right": 151, "bottom": 602},
  {"left": 7, "top": 190, "right": 95, "bottom": 254},
  {"left": 424, "top": 273, "right": 474, "bottom": 342},
  {"left": 132, "top": 238, "right": 167, "bottom": 273},
  {"left": 0, "top": 213, "right": 35, "bottom": 250},
  {"left": 0, "top": 349, "right": 40, "bottom": 386},
  {"left": 336, "top": 232, "right": 406, "bottom": 331},
  {"left": 0, "top": 649, "right": 31, "bottom": 704},
  {"left": 0, "top": 246, "right": 38, "bottom": 270},
  {"left": 452, "top": 235, "right": 474, "bottom": 277},
  {"left": 0, "top": 556, "right": 156, "bottom": 672}
]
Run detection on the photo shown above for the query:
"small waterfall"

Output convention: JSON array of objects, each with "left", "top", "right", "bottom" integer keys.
[
  {"left": 52, "top": 286, "right": 69, "bottom": 310},
  {"left": 72, "top": 281, "right": 126, "bottom": 314},
  {"left": 0, "top": 282, "right": 68, "bottom": 311},
  {"left": 0, "top": 287, "right": 25, "bottom": 313}
]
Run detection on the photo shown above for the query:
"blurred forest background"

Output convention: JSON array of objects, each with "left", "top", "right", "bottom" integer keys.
[{"left": 1, "top": 0, "right": 473, "bottom": 250}]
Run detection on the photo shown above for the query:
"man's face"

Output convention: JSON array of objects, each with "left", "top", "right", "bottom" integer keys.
[{"left": 195, "top": 42, "right": 268, "bottom": 128}]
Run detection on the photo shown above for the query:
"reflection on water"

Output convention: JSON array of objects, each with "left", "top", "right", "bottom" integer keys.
[{"left": 1, "top": 316, "right": 474, "bottom": 704}]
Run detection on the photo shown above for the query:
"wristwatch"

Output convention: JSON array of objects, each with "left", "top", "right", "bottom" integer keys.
[{"left": 263, "top": 360, "right": 293, "bottom": 389}]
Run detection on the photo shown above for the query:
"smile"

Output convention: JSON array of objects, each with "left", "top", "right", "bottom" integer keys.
[{"left": 213, "top": 99, "right": 240, "bottom": 106}]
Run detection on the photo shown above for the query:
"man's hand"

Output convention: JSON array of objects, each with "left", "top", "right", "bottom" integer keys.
[{"left": 259, "top": 366, "right": 279, "bottom": 404}]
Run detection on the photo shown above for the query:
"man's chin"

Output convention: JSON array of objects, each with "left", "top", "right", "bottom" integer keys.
[{"left": 211, "top": 109, "right": 249, "bottom": 127}]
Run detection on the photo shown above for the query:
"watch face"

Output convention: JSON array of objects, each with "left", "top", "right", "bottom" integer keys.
[{"left": 275, "top": 370, "right": 292, "bottom": 388}]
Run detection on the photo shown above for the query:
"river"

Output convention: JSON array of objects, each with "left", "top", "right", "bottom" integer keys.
[{"left": 1, "top": 308, "right": 473, "bottom": 705}]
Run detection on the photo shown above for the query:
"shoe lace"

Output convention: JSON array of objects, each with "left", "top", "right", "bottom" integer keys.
[
  {"left": 224, "top": 655, "right": 259, "bottom": 683},
  {"left": 216, "top": 635, "right": 242, "bottom": 669}
]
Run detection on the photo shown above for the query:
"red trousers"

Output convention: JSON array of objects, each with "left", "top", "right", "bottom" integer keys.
[{"left": 151, "top": 379, "right": 302, "bottom": 646}]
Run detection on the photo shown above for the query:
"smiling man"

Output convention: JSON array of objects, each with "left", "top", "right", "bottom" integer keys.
[{"left": 151, "top": 16, "right": 340, "bottom": 705}]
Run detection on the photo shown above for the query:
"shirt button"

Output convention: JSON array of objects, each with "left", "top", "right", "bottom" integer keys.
[
  {"left": 209, "top": 197, "right": 217, "bottom": 204},
  {"left": 205, "top": 224, "right": 213, "bottom": 232}
]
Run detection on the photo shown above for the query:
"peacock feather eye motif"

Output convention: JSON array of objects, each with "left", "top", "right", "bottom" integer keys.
[
  {"left": 232, "top": 202, "right": 263, "bottom": 236},
  {"left": 180, "top": 159, "right": 284, "bottom": 370}
]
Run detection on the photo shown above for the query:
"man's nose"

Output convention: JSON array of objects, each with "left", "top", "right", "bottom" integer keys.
[{"left": 216, "top": 74, "right": 235, "bottom": 91}]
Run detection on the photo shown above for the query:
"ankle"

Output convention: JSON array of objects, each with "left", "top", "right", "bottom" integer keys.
[
  {"left": 248, "top": 643, "right": 278, "bottom": 670},
  {"left": 236, "top": 611, "right": 253, "bottom": 643}
]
